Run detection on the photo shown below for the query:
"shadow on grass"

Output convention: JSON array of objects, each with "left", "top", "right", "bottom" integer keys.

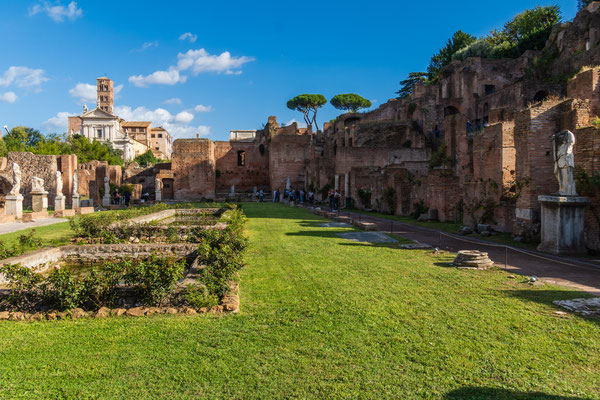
[
  {"left": 443, "top": 386, "right": 589, "bottom": 399},
  {"left": 503, "top": 289, "right": 600, "bottom": 325}
]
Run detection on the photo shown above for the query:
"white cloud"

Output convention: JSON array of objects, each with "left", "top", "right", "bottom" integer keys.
[
  {"left": 114, "top": 105, "right": 210, "bottom": 139},
  {"left": 0, "top": 66, "right": 48, "bottom": 88},
  {"left": 129, "top": 68, "right": 186, "bottom": 87},
  {"left": 68, "top": 82, "right": 95, "bottom": 102},
  {"left": 0, "top": 92, "right": 17, "bottom": 103},
  {"left": 43, "top": 111, "right": 76, "bottom": 132},
  {"left": 114, "top": 84, "right": 123, "bottom": 98},
  {"left": 29, "top": 1, "right": 82, "bottom": 22},
  {"left": 164, "top": 98, "right": 182, "bottom": 105},
  {"left": 132, "top": 41, "right": 159, "bottom": 52},
  {"left": 177, "top": 49, "right": 254, "bottom": 75},
  {"left": 128, "top": 48, "right": 254, "bottom": 87},
  {"left": 175, "top": 111, "right": 194, "bottom": 123},
  {"left": 178, "top": 32, "right": 197, "bottom": 43},
  {"left": 194, "top": 104, "right": 212, "bottom": 113}
]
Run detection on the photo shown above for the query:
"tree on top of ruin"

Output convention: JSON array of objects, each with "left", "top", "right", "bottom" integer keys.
[
  {"left": 397, "top": 72, "right": 428, "bottom": 99},
  {"left": 330, "top": 94, "right": 372, "bottom": 113},
  {"left": 286, "top": 94, "right": 327, "bottom": 132},
  {"left": 427, "top": 30, "right": 476, "bottom": 82}
]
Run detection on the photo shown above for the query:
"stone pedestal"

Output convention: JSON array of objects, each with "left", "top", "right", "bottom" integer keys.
[
  {"left": 156, "top": 190, "right": 162, "bottom": 202},
  {"left": 102, "top": 195, "right": 111, "bottom": 207},
  {"left": 72, "top": 194, "right": 81, "bottom": 209},
  {"left": 31, "top": 192, "right": 48, "bottom": 213},
  {"left": 538, "top": 195, "right": 590, "bottom": 255},
  {"left": 5, "top": 195, "right": 23, "bottom": 219},
  {"left": 55, "top": 195, "right": 66, "bottom": 212}
]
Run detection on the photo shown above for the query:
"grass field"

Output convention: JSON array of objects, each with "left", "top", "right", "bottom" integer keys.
[{"left": 0, "top": 203, "right": 599, "bottom": 399}]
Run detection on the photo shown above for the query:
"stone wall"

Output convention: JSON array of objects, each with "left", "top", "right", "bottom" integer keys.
[
  {"left": 214, "top": 141, "right": 269, "bottom": 193},
  {"left": 172, "top": 139, "right": 215, "bottom": 200}
]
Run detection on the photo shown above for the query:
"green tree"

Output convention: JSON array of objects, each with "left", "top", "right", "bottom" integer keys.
[
  {"left": 396, "top": 72, "right": 428, "bottom": 99},
  {"left": 486, "top": 6, "right": 561, "bottom": 58},
  {"left": 0, "top": 138, "right": 7, "bottom": 157},
  {"left": 286, "top": 94, "right": 327, "bottom": 132},
  {"left": 427, "top": 31, "right": 477, "bottom": 82},
  {"left": 134, "top": 150, "right": 160, "bottom": 167},
  {"left": 330, "top": 93, "right": 372, "bottom": 113}
]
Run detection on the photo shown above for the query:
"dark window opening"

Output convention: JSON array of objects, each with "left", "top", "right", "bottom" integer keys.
[
  {"left": 484, "top": 85, "right": 496, "bottom": 95},
  {"left": 534, "top": 90, "right": 549, "bottom": 103},
  {"left": 237, "top": 150, "right": 246, "bottom": 166}
]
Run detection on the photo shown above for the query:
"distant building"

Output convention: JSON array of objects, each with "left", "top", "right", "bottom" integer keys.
[
  {"left": 68, "top": 77, "right": 172, "bottom": 161},
  {"left": 150, "top": 127, "right": 172, "bottom": 159}
]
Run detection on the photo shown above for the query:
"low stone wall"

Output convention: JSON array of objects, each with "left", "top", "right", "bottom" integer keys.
[{"left": 0, "top": 244, "right": 197, "bottom": 284}]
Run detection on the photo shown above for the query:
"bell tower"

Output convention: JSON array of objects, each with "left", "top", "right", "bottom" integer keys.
[{"left": 96, "top": 77, "right": 114, "bottom": 113}]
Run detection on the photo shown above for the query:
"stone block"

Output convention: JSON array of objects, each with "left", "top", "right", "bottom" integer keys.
[
  {"left": 54, "top": 209, "right": 76, "bottom": 218},
  {"left": 0, "top": 214, "right": 16, "bottom": 223},
  {"left": 55, "top": 195, "right": 66, "bottom": 212},
  {"left": 22, "top": 211, "right": 49, "bottom": 222},
  {"left": 354, "top": 221, "right": 378, "bottom": 231},
  {"left": 75, "top": 207, "right": 95, "bottom": 215},
  {"left": 537, "top": 195, "right": 590, "bottom": 255},
  {"left": 5, "top": 195, "right": 23, "bottom": 219}
]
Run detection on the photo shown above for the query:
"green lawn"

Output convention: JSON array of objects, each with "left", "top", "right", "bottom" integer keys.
[
  {"left": 0, "top": 203, "right": 599, "bottom": 399},
  {"left": 0, "top": 221, "right": 74, "bottom": 248}
]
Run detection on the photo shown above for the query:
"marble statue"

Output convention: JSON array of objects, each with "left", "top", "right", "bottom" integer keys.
[
  {"left": 285, "top": 176, "right": 291, "bottom": 191},
  {"left": 155, "top": 177, "right": 162, "bottom": 191},
  {"left": 73, "top": 172, "right": 79, "bottom": 195},
  {"left": 55, "top": 171, "right": 63, "bottom": 195},
  {"left": 8, "top": 162, "right": 20, "bottom": 196},
  {"left": 553, "top": 130, "right": 577, "bottom": 196},
  {"left": 104, "top": 176, "right": 110, "bottom": 195},
  {"left": 31, "top": 177, "right": 45, "bottom": 193}
]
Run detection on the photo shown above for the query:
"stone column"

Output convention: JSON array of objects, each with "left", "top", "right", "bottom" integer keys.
[{"left": 5, "top": 195, "right": 23, "bottom": 219}]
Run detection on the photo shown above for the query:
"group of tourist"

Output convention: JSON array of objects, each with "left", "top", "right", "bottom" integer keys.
[{"left": 112, "top": 189, "right": 131, "bottom": 206}]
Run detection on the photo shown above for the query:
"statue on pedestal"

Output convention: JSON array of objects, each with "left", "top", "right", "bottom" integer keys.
[
  {"left": 8, "top": 162, "right": 20, "bottom": 196},
  {"left": 104, "top": 176, "right": 110, "bottom": 195},
  {"left": 73, "top": 172, "right": 79, "bottom": 196},
  {"left": 31, "top": 177, "right": 45, "bottom": 193},
  {"left": 55, "top": 171, "right": 63, "bottom": 196},
  {"left": 553, "top": 130, "right": 577, "bottom": 196},
  {"left": 155, "top": 177, "right": 162, "bottom": 191}
]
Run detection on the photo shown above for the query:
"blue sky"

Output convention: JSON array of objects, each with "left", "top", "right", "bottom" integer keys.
[{"left": 0, "top": 0, "right": 580, "bottom": 141}]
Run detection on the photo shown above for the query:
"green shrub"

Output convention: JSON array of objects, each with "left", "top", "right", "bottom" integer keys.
[
  {"left": 44, "top": 268, "right": 82, "bottom": 311},
  {"left": 80, "top": 261, "right": 129, "bottom": 309},
  {"left": 182, "top": 284, "right": 219, "bottom": 309},
  {"left": 0, "top": 264, "right": 43, "bottom": 310},
  {"left": 125, "top": 255, "right": 187, "bottom": 306},
  {"left": 194, "top": 216, "right": 248, "bottom": 300}
]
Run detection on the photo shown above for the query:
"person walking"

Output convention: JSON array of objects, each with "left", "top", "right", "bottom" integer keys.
[
  {"left": 334, "top": 190, "right": 341, "bottom": 212},
  {"left": 259, "top": 189, "right": 264, "bottom": 202},
  {"left": 272, "top": 189, "right": 278, "bottom": 203}
]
